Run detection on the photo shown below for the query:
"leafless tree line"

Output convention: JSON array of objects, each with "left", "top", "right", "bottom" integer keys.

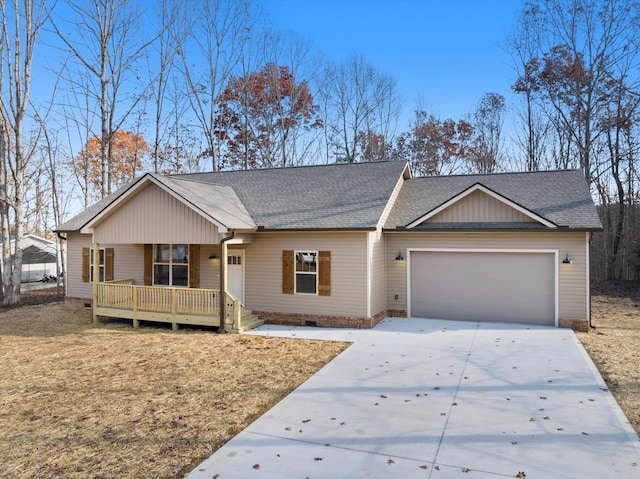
[
  {"left": 507, "top": 0, "right": 640, "bottom": 281},
  {"left": 1, "top": 0, "right": 639, "bottom": 305}
]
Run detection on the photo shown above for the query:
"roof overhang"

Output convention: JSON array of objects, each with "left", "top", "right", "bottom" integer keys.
[
  {"left": 405, "top": 183, "right": 558, "bottom": 229},
  {"left": 256, "top": 227, "right": 377, "bottom": 232},
  {"left": 80, "top": 173, "right": 231, "bottom": 234}
]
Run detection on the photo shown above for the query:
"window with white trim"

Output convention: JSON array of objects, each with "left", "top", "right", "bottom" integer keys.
[
  {"left": 90, "top": 248, "right": 104, "bottom": 282},
  {"left": 295, "top": 251, "right": 317, "bottom": 294},
  {"left": 153, "top": 244, "right": 189, "bottom": 286}
]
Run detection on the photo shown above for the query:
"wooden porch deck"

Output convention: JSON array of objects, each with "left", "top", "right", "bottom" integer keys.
[{"left": 94, "top": 280, "right": 262, "bottom": 332}]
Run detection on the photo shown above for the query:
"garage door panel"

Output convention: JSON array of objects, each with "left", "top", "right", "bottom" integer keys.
[{"left": 410, "top": 252, "right": 555, "bottom": 326}]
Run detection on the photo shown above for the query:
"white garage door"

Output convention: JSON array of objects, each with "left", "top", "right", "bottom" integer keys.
[{"left": 410, "top": 251, "right": 555, "bottom": 326}]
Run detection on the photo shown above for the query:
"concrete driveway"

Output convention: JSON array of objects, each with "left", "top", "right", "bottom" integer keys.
[{"left": 187, "top": 318, "right": 640, "bottom": 479}]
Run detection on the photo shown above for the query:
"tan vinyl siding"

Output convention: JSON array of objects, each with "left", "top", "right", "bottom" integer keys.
[
  {"left": 66, "top": 234, "right": 143, "bottom": 299},
  {"left": 92, "top": 183, "right": 222, "bottom": 244},
  {"left": 427, "top": 190, "right": 536, "bottom": 224},
  {"left": 199, "top": 246, "right": 221, "bottom": 290},
  {"left": 113, "top": 244, "right": 144, "bottom": 284},
  {"left": 385, "top": 231, "right": 588, "bottom": 321},
  {"left": 66, "top": 233, "right": 94, "bottom": 299},
  {"left": 368, "top": 230, "right": 386, "bottom": 317},
  {"left": 243, "top": 232, "right": 368, "bottom": 317}
]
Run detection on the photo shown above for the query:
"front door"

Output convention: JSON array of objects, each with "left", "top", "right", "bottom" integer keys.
[{"left": 227, "top": 251, "right": 245, "bottom": 304}]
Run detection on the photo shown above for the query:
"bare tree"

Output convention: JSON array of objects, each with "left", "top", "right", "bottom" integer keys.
[
  {"left": 508, "top": 9, "right": 551, "bottom": 171},
  {"left": 467, "top": 92, "right": 506, "bottom": 173},
  {"left": 259, "top": 31, "right": 324, "bottom": 167},
  {"left": 321, "top": 55, "right": 401, "bottom": 163},
  {"left": 510, "top": 0, "right": 640, "bottom": 281},
  {"left": 34, "top": 100, "right": 74, "bottom": 291},
  {"left": 514, "top": 0, "right": 640, "bottom": 184},
  {"left": 181, "top": 0, "right": 252, "bottom": 171},
  {"left": 52, "top": 0, "right": 156, "bottom": 198},
  {"left": 146, "top": 0, "right": 190, "bottom": 174},
  {"left": 0, "top": 0, "right": 48, "bottom": 305}
]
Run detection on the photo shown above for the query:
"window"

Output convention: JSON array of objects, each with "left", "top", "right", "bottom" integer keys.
[
  {"left": 282, "top": 250, "right": 330, "bottom": 296},
  {"left": 90, "top": 248, "right": 104, "bottom": 282},
  {"left": 82, "top": 247, "right": 113, "bottom": 283},
  {"left": 153, "top": 244, "right": 189, "bottom": 286},
  {"left": 295, "top": 251, "right": 317, "bottom": 294}
]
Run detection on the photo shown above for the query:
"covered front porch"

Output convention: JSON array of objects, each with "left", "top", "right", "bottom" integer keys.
[
  {"left": 94, "top": 280, "right": 262, "bottom": 333},
  {"left": 77, "top": 172, "right": 261, "bottom": 332}
]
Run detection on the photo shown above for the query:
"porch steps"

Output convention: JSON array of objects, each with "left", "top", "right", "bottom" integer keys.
[{"left": 237, "top": 310, "right": 264, "bottom": 333}]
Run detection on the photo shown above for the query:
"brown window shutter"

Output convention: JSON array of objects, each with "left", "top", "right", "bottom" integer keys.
[
  {"left": 318, "top": 251, "right": 331, "bottom": 296},
  {"left": 282, "top": 250, "right": 294, "bottom": 294},
  {"left": 189, "top": 244, "right": 200, "bottom": 288},
  {"left": 144, "top": 244, "right": 153, "bottom": 286},
  {"left": 81, "top": 247, "right": 90, "bottom": 282},
  {"left": 105, "top": 248, "right": 114, "bottom": 281}
]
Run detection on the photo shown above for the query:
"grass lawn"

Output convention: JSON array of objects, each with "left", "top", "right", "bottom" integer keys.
[
  {"left": 576, "top": 293, "right": 640, "bottom": 435},
  {"left": 0, "top": 291, "right": 638, "bottom": 479},
  {"left": 0, "top": 301, "right": 348, "bottom": 479}
]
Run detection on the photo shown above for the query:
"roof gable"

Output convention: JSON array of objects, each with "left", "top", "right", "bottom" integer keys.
[
  {"left": 384, "top": 169, "right": 602, "bottom": 231},
  {"left": 172, "top": 161, "right": 409, "bottom": 230},
  {"left": 58, "top": 161, "right": 409, "bottom": 234},
  {"left": 406, "top": 184, "right": 556, "bottom": 229},
  {"left": 80, "top": 173, "right": 256, "bottom": 234}
]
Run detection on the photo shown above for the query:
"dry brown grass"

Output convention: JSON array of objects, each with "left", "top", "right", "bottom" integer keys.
[
  {"left": 1, "top": 290, "right": 638, "bottom": 478},
  {"left": 0, "top": 302, "right": 348, "bottom": 479},
  {"left": 576, "top": 294, "right": 640, "bottom": 434}
]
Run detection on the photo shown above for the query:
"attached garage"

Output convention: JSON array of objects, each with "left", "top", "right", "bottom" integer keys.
[{"left": 409, "top": 250, "right": 557, "bottom": 326}]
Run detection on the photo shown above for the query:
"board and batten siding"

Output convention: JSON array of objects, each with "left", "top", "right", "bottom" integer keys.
[
  {"left": 368, "top": 230, "right": 386, "bottom": 317},
  {"left": 243, "top": 232, "right": 368, "bottom": 317},
  {"left": 426, "top": 190, "right": 536, "bottom": 224},
  {"left": 92, "top": 183, "right": 222, "bottom": 244},
  {"left": 385, "top": 231, "right": 588, "bottom": 321}
]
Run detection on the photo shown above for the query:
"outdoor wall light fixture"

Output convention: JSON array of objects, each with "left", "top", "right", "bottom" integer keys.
[
  {"left": 395, "top": 252, "right": 405, "bottom": 261},
  {"left": 209, "top": 252, "right": 217, "bottom": 260},
  {"left": 562, "top": 253, "right": 572, "bottom": 264}
]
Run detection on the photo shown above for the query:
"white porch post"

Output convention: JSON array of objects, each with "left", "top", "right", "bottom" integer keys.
[
  {"left": 92, "top": 241, "right": 100, "bottom": 324},
  {"left": 219, "top": 231, "right": 235, "bottom": 332},
  {"left": 220, "top": 240, "right": 228, "bottom": 330}
]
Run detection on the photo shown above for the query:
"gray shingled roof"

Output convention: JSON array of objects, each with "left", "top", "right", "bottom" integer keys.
[
  {"left": 56, "top": 173, "right": 257, "bottom": 232},
  {"left": 157, "top": 176, "right": 256, "bottom": 229},
  {"left": 58, "top": 163, "right": 600, "bottom": 234},
  {"left": 171, "top": 161, "right": 409, "bottom": 230},
  {"left": 58, "top": 161, "right": 409, "bottom": 232},
  {"left": 57, "top": 179, "right": 139, "bottom": 232},
  {"left": 385, "top": 169, "right": 602, "bottom": 230}
]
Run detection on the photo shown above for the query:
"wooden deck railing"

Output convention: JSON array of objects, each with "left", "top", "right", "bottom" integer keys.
[
  {"left": 95, "top": 281, "right": 232, "bottom": 329},
  {"left": 225, "top": 291, "right": 242, "bottom": 331}
]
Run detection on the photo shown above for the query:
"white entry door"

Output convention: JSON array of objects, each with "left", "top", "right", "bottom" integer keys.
[{"left": 227, "top": 251, "right": 245, "bottom": 304}]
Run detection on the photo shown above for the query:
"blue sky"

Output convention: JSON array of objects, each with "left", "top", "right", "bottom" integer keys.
[{"left": 262, "top": 0, "right": 521, "bottom": 126}]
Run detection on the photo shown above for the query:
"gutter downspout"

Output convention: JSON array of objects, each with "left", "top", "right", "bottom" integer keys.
[
  {"left": 588, "top": 232, "right": 594, "bottom": 330},
  {"left": 55, "top": 232, "right": 67, "bottom": 298},
  {"left": 218, "top": 231, "right": 235, "bottom": 333}
]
